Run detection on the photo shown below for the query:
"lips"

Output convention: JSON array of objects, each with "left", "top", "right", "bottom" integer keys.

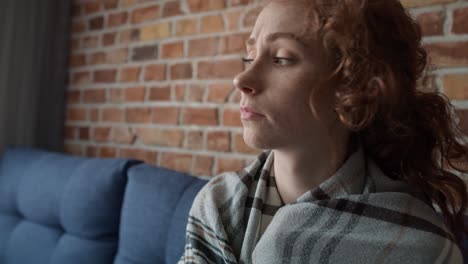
[{"left": 240, "top": 106, "right": 265, "bottom": 121}]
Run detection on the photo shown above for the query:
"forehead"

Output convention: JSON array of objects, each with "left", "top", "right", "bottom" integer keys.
[{"left": 250, "top": 2, "right": 312, "bottom": 43}]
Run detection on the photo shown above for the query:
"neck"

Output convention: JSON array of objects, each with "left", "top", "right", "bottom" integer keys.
[{"left": 273, "top": 134, "right": 351, "bottom": 204}]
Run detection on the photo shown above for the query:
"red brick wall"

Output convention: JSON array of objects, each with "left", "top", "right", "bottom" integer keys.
[{"left": 65, "top": 0, "right": 468, "bottom": 177}]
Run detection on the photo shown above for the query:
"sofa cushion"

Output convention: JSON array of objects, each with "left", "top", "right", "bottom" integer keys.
[
  {"left": 0, "top": 147, "right": 139, "bottom": 264},
  {"left": 114, "top": 164, "right": 208, "bottom": 264}
]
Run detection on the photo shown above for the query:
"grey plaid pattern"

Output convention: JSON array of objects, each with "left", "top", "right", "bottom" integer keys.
[{"left": 179, "top": 148, "right": 464, "bottom": 264}]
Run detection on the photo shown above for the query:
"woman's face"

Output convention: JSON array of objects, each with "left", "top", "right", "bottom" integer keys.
[{"left": 233, "top": 1, "right": 338, "bottom": 150}]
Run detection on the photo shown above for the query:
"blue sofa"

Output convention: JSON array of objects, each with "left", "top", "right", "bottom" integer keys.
[
  {"left": 0, "top": 147, "right": 466, "bottom": 264},
  {"left": 0, "top": 147, "right": 208, "bottom": 264}
]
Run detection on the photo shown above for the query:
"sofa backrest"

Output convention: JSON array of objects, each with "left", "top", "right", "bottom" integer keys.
[
  {"left": 113, "top": 163, "right": 208, "bottom": 264},
  {"left": 0, "top": 148, "right": 139, "bottom": 264}
]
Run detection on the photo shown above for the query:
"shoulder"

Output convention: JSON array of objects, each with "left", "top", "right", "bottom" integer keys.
[{"left": 190, "top": 171, "right": 246, "bottom": 210}]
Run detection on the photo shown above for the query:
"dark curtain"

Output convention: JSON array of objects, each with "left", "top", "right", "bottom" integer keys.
[{"left": 0, "top": 0, "right": 71, "bottom": 154}]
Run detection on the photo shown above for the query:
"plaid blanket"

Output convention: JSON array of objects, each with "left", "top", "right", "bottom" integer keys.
[{"left": 179, "top": 148, "right": 464, "bottom": 263}]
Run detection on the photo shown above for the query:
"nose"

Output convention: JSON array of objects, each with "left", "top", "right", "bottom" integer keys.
[{"left": 233, "top": 67, "right": 260, "bottom": 96}]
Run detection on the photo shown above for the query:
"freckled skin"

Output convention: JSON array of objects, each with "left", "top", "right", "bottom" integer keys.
[
  {"left": 233, "top": 1, "right": 351, "bottom": 204},
  {"left": 233, "top": 1, "right": 337, "bottom": 151}
]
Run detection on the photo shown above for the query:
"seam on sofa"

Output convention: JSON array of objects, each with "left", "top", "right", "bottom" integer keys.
[
  {"left": 58, "top": 159, "right": 88, "bottom": 236},
  {"left": 163, "top": 176, "right": 197, "bottom": 262}
]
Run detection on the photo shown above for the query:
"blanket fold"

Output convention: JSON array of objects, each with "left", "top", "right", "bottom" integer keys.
[{"left": 179, "top": 148, "right": 463, "bottom": 264}]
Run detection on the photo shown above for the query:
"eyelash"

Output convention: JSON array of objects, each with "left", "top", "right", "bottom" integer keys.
[{"left": 241, "top": 57, "right": 294, "bottom": 66}]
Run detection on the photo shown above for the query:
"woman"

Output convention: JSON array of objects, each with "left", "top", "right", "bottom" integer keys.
[{"left": 179, "top": 0, "right": 467, "bottom": 263}]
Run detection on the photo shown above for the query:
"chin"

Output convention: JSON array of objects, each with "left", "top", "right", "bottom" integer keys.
[{"left": 242, "top": 127, "right": 274, "bottom": 150}]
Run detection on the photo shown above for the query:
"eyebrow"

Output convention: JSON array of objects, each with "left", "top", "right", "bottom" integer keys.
[{"left": 245, "top": 32, "right": 308, "bottom": 48}]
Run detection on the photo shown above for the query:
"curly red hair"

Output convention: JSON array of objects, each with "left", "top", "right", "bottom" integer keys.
[{"left": 270, "top": 0, "right": 468, "bottom": 246}]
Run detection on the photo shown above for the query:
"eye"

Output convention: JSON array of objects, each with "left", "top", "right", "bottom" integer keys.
[
  {"left": 242, "top": 57, "right": 254, "bottom": 64},
  {"left": 273, "top": 57, "right": 294, "bottom": 66},
  {"left": 241, "top": 57, "right": 254, "bottom": 69}
]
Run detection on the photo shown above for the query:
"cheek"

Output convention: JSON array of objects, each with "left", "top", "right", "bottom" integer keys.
[{"left": 269, "top": 89, "right": 315, "bottom": 130}]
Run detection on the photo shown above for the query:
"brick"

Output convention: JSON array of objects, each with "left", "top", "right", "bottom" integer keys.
[
  {"left": 144, "top": 64, "right": 166, "bottom": 81},
  {"left": 131, "top": 5, "right": 160, "bottom": 24},
  {"left": 66, "top": 90, "right": 81, "bottom": 104},
  {"left": 161, "top": 152, "right": 193, "bottom": 173},
  {"left": 111, "top": 126, "right": 136, "bottom": 144},
  {"left": 99, "top": 146, "right": 117, "bottom": 158},
  {"left": 89, "top": 16, "right": 104, "bottom": 30},
  {"left": 85, "top": 146, "right": 99, "bottom": 157},
  {"left": 186, "top": 0, "right": 225, "bottom": 13},
  {"left": 443, "top": 74, "right": 468, "bottom": 100},
  {"left": 89, "top": 52, "right": 106, "bottom": 65},
  {"left": 216, "top": 156, "right": 244, "bottom": 174},
  {"left": 416, "top": 12, "right": 444, "bottom": 37},
  {"left": 162, "top": 41, "right": 184, "bottom": 59},
  {"left": 456, "top": 109, "right": 468, "bottom": 135},
  {"left": 103, "top": 0, "right": 118, "bottom": 10},
  {"left": 72, "top": 71, "right": 90, "bottom": 85},
  {"left": 132, "top": 44, "right": 158, "bottom": 61},
  {"left": 207, "top": 131, "right": 230, "bottom": 152},
  {"left": 79, "top": 127, "right": 90, "bottom": 140},
  {"left": 84, "top": 2, "right": 100, "bottom": 14},
  {"left": 233, "top": 133, "right": 261, "bottom": 154},
  {"left": 193, "top": 155, "right": 214, "bottom": 176},
  {"left": 222, "top": 108, "right": 242, "bottom": 127},
  {"left": 200, "top": 15, "right": 225, "bottom": 34},
  {"left": 70, "top": 54, "right": 86, "bottom": 68},
  {"left": 70, "top": 38, "right": 80, "bottom": 51},
  {"left": 135, "top": 128, "right": 184, "bottom": 147},
  {"left": 243, "top": 6, "right": 261, "bottom": 28},
  {"left": 94, "top": 69, "right": 117, "bottom": 83},
  {"left": 102, "top": 107, "right": 122, "bottom": 122},
  {"left": 187, "top": 84, "right": 205, "bottom": 102},
  {"left": 119, "top": 28, "right": 140, "bottom": 43},
  {"left": 170, "top": 63, "right": 193, "bottom": 80},
  {"left": 424, "top": 41, "right": 468, "bottom": 67},
  {"left": 188, "top": 37, "right": 219, "bottom": 57},
  {"left": 124, "top": 86, "right": 146, "bottom": 101},
  {"left": 183, "top": 107, "right": 218, "bottom": 126},
  {"left": 64, "top": 126, "right": 76, "bottom": 140},
  {"left": 108, "top": 11, "right": 128, "bottom": 27},
  {"left": 198, "top": 59, "right": 243, "bottom": 79},
  {"left": 453, "top": 7, "right": 468, "bottom": 34},
  {"left": 92, "top": 127, "right": 111, "bottom": 142},
  {"left": 186, "top": 131, "right": 203, "bottom": 149},
  {"left": 225, "top": 10, "right": 241, "bottom": 31},
  {"left": 89, "top": 108, "right": 100, "bottom": 121},
  {"left": 152, "top": 106, "right": 179, "bottom": 124},
  {"left": 207, "top": 83, "right": 233, "bottom": 102},
  {"left": 173, "top": 84, "right": 186, "bottom": 101},
  {"left": 119, "top": 148, "right": 157, "bottom": 164},
  {"left": 400, "top": 0, "right": 456, "bottom": 8},
  {"left": 71, "top": 4, "right": 82, "bottom": 16},
  {"left": 64, "top": 143, "right": 82, "bottom": 156},
  {"left": 120, "top": 66, "right": 141, "bottom": 82},
  {"left": 108, "top": 89, "right": 123, "bottom": 103},
  {"left": 125, "top": 107, "right": 152, "bottom": 123},
  {"left": 162, "top": 1, "right": 184, "bottom": 17},
  {"left": 148, "top": 85, "right": 171, "bottom": 101},
  {"left": 175, "top": 19, "right": 198, "bottom": 36},
  {"left": 102, "top": 32, "right": 116, "bottom": 46},
  {"left": 120, "top": 0, "right": 137, "bottom": 7},
  {"left": 230, "top": 0, "right": 254, "bottom": 6},
  {"left": 106, "top": 48, "right": 128, "bottom": 64},
  {"left": 83, "top": 89, "right": 106, "bottom": 103},
  {"left": 221, "top": 33, "right": 249, "bottom": 54},
  {"left": 140, "top": 22, "right": 171, "bottom": 41},
  {"left": 83, "top": 35, "right": 99, "bottom": 48},
  {"left": 72, "top": 20, "right": 86, "bottom": 33}
]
